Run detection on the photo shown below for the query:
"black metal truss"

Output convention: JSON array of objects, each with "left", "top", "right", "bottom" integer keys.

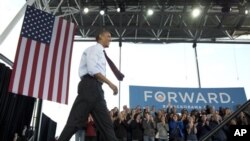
[{"left": 34, "top": 0, "right": 250, "bottom": 44}]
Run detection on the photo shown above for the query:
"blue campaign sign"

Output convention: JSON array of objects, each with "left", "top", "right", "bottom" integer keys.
[{"left": 129, "top": 85, "right": 247, "bottom": 112}]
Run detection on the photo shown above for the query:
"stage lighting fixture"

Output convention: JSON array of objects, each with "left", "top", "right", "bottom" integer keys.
[
  {"left": 245, "top": 9, "right": 249, "bottom": 15},
  {"left": 192, "top": 7, "right": 201, "bottom": 18},
  {"left": 83, "top": 7, "right": 89, "bottom": 14},
  {"left": 239, "top": 5, "right": 249, "bottom": 15},
  {"left": 117, "top": 7, "right": 121, "bottom": 12},
  {"left": 118, "top": 2, "right": 126, "bottom": 12},
  {"left": 99, "top": 4, "right": 106, "bottom": 15},
  {"left": 147, "top": 9, "right": 154, "bottom": 16},
  {"left": 100, "top": 9, "right": 105, "bottom": 15}
]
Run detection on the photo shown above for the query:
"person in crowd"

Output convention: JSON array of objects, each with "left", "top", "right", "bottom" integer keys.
[
  {"left": 166, "top": 103, "right": 177, "bottom": 115},
  {"left": 156, "top": 115, "right": 169, "bottom": 141},
  {"left": 180, "top": 112, "right": 188, "bottom": 140},
  {"left": 123, "top": 105, "right": 130, "bottom": 115},
  {"left": 186, "top": 116, "right": 198, "bottom": 141},
  {"left": 142, "top": 112, "right": 156, "bottom": 141},
  {"left": 169, "top": 114, "right": 184, "bottom": 141},
  {"left": 114, "top": 111, "right": 129, "bottom": 141},
  {"left": 205, "top": 106, "right": 215, "bottom": 121},
  {"left": 20, "top": 125, "right": 29, "bottom": 141},
  {"left": 112, "top": 107, "right": 120, "bottom": 118},
  {"left": 143, "top": 105, "right": 151, "bottom": 115},
  {"left": 58, "top": 29, "right": 119, "bottom": 141},
  {"left": 222, "top": 107, "right": 232, "bottom": 120},
  {"left": 196, "top": 114, "right": 212, "bottom": 141},
  {"left": 155, "top": 110, "right": 164, "bottom": 123},
  {"left": 242, "top": 104, "right": 250, "bottom": 124},
  {"left": 13, "top": 133, "right": 20, "bottom": 141},
  {"left": 130, "top": 113, "right": 143, "bottom": 141},
  {"left": 110, "top": 109, "right": 117, "bottom": 123},
  {"left": 237, "top": 111, "right": 248, "bottom": 125},
  {"left": 150, "top": 105, "right": 156, "bottom": 118},
  {"left": 181, "top": 108, "right": 188, "bottom": 116},
  {"left": 135, "top": 105, "right": 143, "bottom": 115},
  {"left": 209, "top": 113, "right": 227, "bottom": 141},
  {"left": 127, "top": 108, "right": 137, "bottom": 141},
  {"left": 85, "top": 114, "right": 97, "bottom": 141}
]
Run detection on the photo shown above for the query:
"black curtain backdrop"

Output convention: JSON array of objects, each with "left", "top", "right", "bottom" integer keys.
[
  {"left": 0, "top": 63, "right": 35, "bottom": 141},
  {"left": 39, "top": 113, "right": 57, "bottom": 141}
]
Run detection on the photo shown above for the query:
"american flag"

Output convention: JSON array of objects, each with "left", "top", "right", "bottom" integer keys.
[{"left": 8, "top": 5, "right": 76, "bottom": 104}]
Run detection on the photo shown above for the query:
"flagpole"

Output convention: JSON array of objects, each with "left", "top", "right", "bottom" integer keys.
[
  {"left": 0, "top": 53, "right": 13, "bottom": 67},
  {"left": 118, "top": 38, "right": 122, "bottom": 110},
  {"left": 193, "top": 42, "right": 201, "bottom": 88},
  {"left": 33, "top": 99, "right": 43, "bottom": 141},
  {"left": 118, "top": 11, "right": 123, "bottom": 110}
]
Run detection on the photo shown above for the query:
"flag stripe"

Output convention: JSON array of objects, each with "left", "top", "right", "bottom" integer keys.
[
  {"left": 57, "top": 20, "right": 70, "bottom": 103},
  {"left": 28, "top": 41, "right": 40, "bottom": 97},
  {"left": 38, "top": 44, "right": 49, "bottom": 99},
  {"left": 61, "top": 20, "right": 75, "bottom": 104},
  {"left": 18, "top": 39, "right": 32, "bottom": 95},
  {"left": 47, "top": 18, "right": 63, "bottom": 101},
  {"left": 52, "top": 19, "right": 67, "bottom": 102},
  {"left": 63, "top": 22, "right": 76, "bottom": 104},
  {"left": 33, "top": 43, "right": 45, "bottom": 98},
  {"left": 23, "top": 40, "right": 36, "bottom": 96},
  {"left": 42, "top": 17, "right": 59, "bottom": 100},
  {"left": 13, "top": 38, "right": 28, "bottom": 94},
  {"left": 9, "top": 36, "right": 23, "bottom": 93}
]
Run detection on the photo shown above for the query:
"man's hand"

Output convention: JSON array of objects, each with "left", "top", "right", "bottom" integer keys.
[
  {"left": 94, "top": 73, "right": 118, "bottom": 95},
  {"left": 109, "top": 83, "right": 118, "bottom": 95}
]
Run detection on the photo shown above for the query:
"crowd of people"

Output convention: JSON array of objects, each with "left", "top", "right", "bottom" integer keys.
[
  {"left": 12, "top": 103, "right": 250, "bottom": 141},
  {"left": 73, "top": 104, "right": 250, "bottom": 141}
]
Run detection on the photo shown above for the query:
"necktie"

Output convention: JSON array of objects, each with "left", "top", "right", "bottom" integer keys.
[{"left": 103, "top": 50, "right": 125, "bottom": 81}]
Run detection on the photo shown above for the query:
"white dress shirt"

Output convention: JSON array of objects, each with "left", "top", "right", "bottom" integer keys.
[{"left": 78, "top": 43, "right": 106, "bottom": 78}]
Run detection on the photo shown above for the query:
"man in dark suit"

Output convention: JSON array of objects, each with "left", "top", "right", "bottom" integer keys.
[{"left": 58, "top": 29, "right": 119, "bottom": 141}]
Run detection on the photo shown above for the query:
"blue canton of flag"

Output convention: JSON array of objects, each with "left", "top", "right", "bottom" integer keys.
[{"left": 21, "top": 6, "right": 54, "bottom": 44}]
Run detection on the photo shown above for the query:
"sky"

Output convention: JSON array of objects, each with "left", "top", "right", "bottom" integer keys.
[{"left": 1, "top": 1, "right": 250, "bottom": 140}]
